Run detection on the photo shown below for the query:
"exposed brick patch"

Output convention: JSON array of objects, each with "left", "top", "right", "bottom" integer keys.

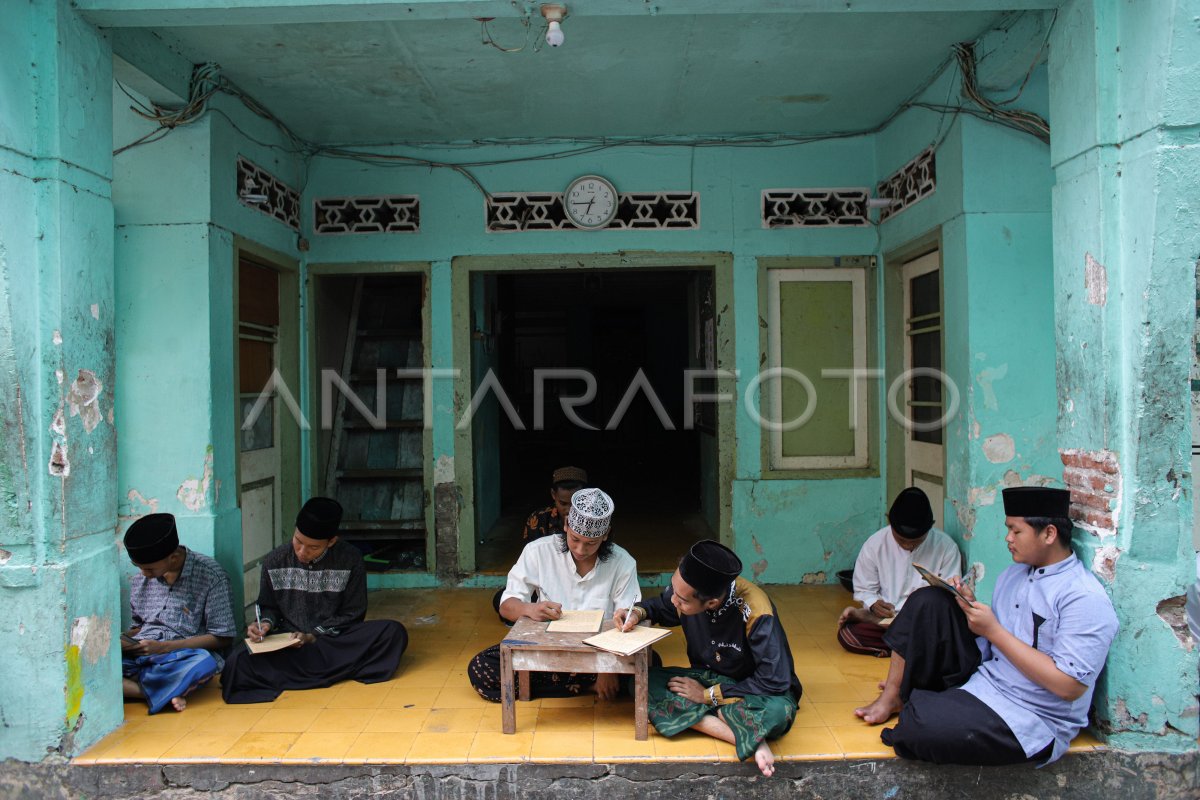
[{"left": 1061, "top": 449, "right": 1120, "bottom": 536}]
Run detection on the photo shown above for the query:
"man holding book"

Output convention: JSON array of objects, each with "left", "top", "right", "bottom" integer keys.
[
  {"left": 468, "top": 487, "right": 641, "bottom": 702},
  {"left": 221, "top": 497, "right": 408, "bottom": 703},
  {"left": 853, "top": 486, "right": 1119, "bottom": 766},
  {"left": 120, "top": 513, "right": 236, "bottom": 713},
  {"left": 837, "top": 487, "right": 962, "bottom": 656},
  {"left": 616, "top": 540, "right": 802, "bottom": 777}
]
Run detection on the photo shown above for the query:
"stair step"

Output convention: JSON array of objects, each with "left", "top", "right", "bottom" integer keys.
[{"left": 336, "top": 468, "right": 423, "bottom": 480}]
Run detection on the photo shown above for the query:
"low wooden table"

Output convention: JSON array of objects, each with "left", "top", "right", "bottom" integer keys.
[{"left": 499, "top": 616, "right": 651, "bottom": 740}]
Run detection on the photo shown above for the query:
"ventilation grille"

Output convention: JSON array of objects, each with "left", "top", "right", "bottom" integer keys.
[
  {"left": 314, "top": 196, "right": 420, "bottom": 235},
  {"left": 236, "top": 157, "right": 299, "bottom": 231},
  {"left": 486, "top": 192, "right": 700, "bottom": 232},
  {"left": 876, "top": 147, "right": 936, "bottom": 222},
  {"left": 761, "top": 189, "right": 870, "bottom": 228}
]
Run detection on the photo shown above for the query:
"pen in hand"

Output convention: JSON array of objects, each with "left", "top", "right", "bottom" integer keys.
[
  {"left": 254, "top": 603, "right": 263, "bottom": 642},
  {"left": 621, "top": 608, "right": 636, "bottom": 632}
]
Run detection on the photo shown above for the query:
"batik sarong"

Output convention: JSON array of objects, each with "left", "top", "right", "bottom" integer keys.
[
  {"left": 122, "top": 648, "right": 220, "bottom": 714},
  {"left": 647, "top": 666, "right": 797, "bottom": 760}
]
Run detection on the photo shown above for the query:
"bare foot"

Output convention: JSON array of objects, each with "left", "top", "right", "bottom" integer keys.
[
  {"left": 170, "top": 696, "right": 187, "bottom": 711},
  {"left": 754, "top": 741, "right": 775, "bottom": 777},
  {"left": 854, "top": 692, "right": 902, "bottom": 725}
]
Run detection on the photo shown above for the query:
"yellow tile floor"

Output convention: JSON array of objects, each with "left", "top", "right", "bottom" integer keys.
[{"left": 74, "top": 585, "right": 1104, "bottom": 766}]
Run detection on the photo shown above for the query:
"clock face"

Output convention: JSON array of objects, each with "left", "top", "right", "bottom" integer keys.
[{"left": 564, "top": 175, "right": 618, "bottom": 229}]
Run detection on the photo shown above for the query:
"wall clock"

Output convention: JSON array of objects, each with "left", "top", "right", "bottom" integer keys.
[{"left": 564, "top": 175, "right": 618, "bottom": 230}]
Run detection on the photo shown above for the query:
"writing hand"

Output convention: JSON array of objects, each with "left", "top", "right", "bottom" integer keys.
[
  {"left": 529, "top": 601, "right": 563, "bottom": 621},
  {"left": 869, "top": 600, "right": 896, "bottom": 619},
  {"left": 951, "top": 577, "right": 977, "bottom": 606},
  {"left": 614, "top": 607, "right": 639, "bottom": 632},
  {"left": 247, "top": 621, "right": 271, "bottom": 642}
]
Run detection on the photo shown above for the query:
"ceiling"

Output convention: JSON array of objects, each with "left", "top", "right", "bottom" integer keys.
[{"left": 115, "top": 6, "right": 1019, "bottom": 144}]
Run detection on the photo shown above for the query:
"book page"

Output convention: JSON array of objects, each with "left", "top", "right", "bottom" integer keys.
[
  {"left": 912, "top": 563, "right": 973, "bottom": 605},
  {"left": 245, "top": 633, "right": 297, "bottom": 654},
  {"left": 546, "top": 609, "right": 605, "bottom": 633},
  {"left": 584, "top": 625, "right": 672, "bottom": 657}
]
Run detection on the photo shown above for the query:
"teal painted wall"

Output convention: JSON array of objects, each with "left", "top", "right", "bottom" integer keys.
[
  {"left": 0, "top": 0, "right": 122, "bottom": 760},
  {"left": 113, "top": 40, "right": 303, "bottom": 621},
  {"left": 874, "top": 43, "right": 1058, "bottom": 602},
  {"left": 303, "top": 138, "right": 892, "bottom": 586},
  {"left": 5, "top": 0, "right": 1194, "bottom": 762},
  {"left": 1049, "top": 0, "right": 1199, "bottom": 752}
]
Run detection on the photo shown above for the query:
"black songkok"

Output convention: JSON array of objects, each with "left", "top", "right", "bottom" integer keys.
[
  {"left": 124, "top": 513, "right": 179, "bottom": 564},
  {"left": 680, "top": 540, "right": 742, "bottom": 597},
  {"left": 1002, "top": 486, "right": 1070, "bottom": 518},
  {"left": 888, "top": 487, "right": 935, "bottom": 539},
  {"left": 296, "top": 497, "right": 343, "bottom": 539}
]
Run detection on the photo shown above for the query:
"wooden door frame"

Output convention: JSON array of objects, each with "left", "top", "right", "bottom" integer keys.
[
  {"left": 451, "top": 252, "right": 737, "bottom": 575},
  {"left": 304, "top": 261, "right": 434, "bottom": 572},
  {"left": 232, "top": 237, "right": 301, "bottom": 608},
  {"left": 883, "top": 230, "right": 944, "bottom": 503}
]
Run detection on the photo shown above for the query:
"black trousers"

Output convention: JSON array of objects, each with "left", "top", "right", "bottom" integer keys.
[
  {"left": 880, "top": 587, "right": 1049, "bottom": 765},
  {"left": 221, "top": 619, "right": 408, "bottom": 704}
]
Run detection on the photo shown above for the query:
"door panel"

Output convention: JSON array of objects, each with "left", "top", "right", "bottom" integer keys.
[{"left": 902, "top": 251, "right": 945, "bottom": 530}]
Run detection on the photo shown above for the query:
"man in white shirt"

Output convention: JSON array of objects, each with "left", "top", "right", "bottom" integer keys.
[
  {"left": 468, "top": 487, "right": 641, "bottom": 701},
  {"left": 837, "top": 487, "right": 962, "bottom": 656}
]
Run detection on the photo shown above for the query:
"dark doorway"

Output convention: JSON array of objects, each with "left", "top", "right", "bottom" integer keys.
[{"left": 474, "top": 268, "right": 715, "bottom": 574}]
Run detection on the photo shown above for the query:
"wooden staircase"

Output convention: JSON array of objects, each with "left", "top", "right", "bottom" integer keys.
[{"left": 324, "top": 275, "right": 426, "bottom": 570}]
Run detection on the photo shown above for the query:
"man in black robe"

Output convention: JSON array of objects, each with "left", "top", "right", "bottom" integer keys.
[
  {"left": 221, "top": 497, "right": 408, "bottom": 703},
  {"left": 615, "top": 540, "right": 802, "bottom": 777}
]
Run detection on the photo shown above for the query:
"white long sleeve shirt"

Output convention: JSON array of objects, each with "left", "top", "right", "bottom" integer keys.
[
  {"left": 500, "top": 535, "right": 641, "bottom": 614},
  {"left": 852, "top": 525, "right": 962, "bottom": 612}
]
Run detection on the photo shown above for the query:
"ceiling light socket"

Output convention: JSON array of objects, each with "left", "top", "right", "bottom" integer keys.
[{"left": 541, "top": 4, "right": 566, "bottom": 47}]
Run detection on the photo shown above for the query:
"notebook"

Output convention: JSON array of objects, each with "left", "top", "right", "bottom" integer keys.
[
  {"left": 546, "top": 609, "right": 605, "bottom": 633},
  {"left": 244, "top": 633, "right": 298, "bottom": 654},
  {"left": 583, "top": 625, "right": 672, "bottom": 657}
]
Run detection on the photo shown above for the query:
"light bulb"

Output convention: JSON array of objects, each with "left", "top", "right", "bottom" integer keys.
[{"left": 546, "top": 20, "right": 564, "bottom": 47}]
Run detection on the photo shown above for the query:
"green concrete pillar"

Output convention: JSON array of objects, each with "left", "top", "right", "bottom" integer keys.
[
  {"left": 1050, "top": 0, "right": 1199, "bottom": 749},
  {"left": 0, "top": 0, "right": 120, "bottom": 760}
]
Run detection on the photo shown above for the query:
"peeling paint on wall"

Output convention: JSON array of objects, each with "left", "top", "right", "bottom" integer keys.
[
  {"left": 983, "top": 433, "right": 1015, "bottom": 463},
  {"left": 966, "top": 561, "right": 986, "bottom": 587},
  {"left": 90, "top": 303, "right": 99, "bottom": 320},
  {"left": 1091, "top": 544, "right": 1121, "bottom": 582},
  {"left": 434, "top": 454, "right": 454, "bottom": 484},
  {"left": 70, "top": 614, "right": 110, "bottom": 666},
  {"left": 66, "top": 369, "right": 104, "bottom": 433},
  {"left": 953, "top": 499, "right": 977, "bottom": 537},
  {"left": 176, "top": 446, "right": 215, "bottom": 511},
  {"left": 1155, "top": 596, "right": 1195, "bottom": 652},
  {"left": 975, "top": 364, "right": 1008, "bottom": 411},
  {"left": 0, "top": 548, "right": 11, "bottom": 566},
  {"left": 800, "top": 571, "right": 827, "bottom": 584},
  {"left": 50, "top": 407, "right": 66, "bottom": 437},
  {"left": 125, "top": 489, "right": 159, "bottom": 516},
  {"left": 1084, "top": 252, "right": 1108, "bottom": 306},
  {"left": 52, "top": 329, "right": 62, "bottom": 346},
  {"left": 49, "top": 441, "right": 69, "bottom": 477}
]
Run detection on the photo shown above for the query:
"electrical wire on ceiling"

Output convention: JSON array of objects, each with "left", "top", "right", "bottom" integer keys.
[{"left": 112, "top": 12, "right": 1055, "bottom": 197}]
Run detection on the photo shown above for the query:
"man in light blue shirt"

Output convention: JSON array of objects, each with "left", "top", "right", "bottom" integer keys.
[{"left": 854, "top": 486, "right": 1119, "bottom": 765}]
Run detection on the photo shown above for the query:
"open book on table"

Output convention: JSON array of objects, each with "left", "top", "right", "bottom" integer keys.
[
  {"left": 912, "top": 562, "right": 974, "bottom": 606},
  {"left": 583, "top": 625, "right": 672, "bottom": 657},
  {"left": 546, "top": 609, "right": 604, "bottom": 633}
]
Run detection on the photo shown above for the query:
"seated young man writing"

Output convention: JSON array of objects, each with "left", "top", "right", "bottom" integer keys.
[
  {"left": 837, "top": 487, "right": 961, "bottom": 657},
  {"left": 616, "top": 540, "right": 802, "bottom": 778},
  {"left": 221, "top": 497, "right": 408, "bottom": 703},
  {"left": 469, "top": 487, "right": 640, "bottom": 702},
  {"left": 120, "top": 513, "right": 236, "bottom": 713},
  {"left": 854, "top": 486, "right": 1119, "bottom": 766}
]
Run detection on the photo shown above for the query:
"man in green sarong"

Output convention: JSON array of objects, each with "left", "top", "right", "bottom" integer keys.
[{"left": 614, "top": 540, "right": 803, "bottom": 776}]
